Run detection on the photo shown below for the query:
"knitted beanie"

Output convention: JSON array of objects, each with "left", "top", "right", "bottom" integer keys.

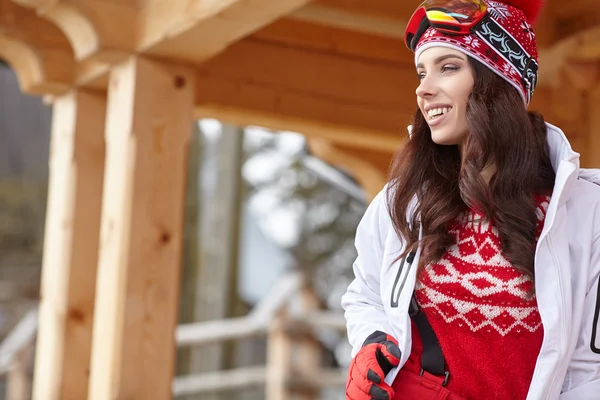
[{"left": 410, "top": 0, "right": 545, "bottom": 105}]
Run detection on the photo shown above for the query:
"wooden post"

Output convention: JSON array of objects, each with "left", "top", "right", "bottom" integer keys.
[
  {"left": 297, "top": 286, "right": 320, "bottom": 400},
  {"left": 8, "top": 345, "right": 34, "bottom": 400},
  {"left": 266, "top": 307, "right": 293, "bottom": 400},
  {"left": 88, "top": 56, "right": 194, "bottom": 400},
  {"left": 32, "top": 91, "right": 106, "bottom": 400}
]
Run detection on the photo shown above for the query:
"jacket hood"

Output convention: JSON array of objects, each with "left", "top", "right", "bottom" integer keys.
[
  {"left": 546, "top": 122, "right": 579, "bottom": 172},
  {"left": 547, "top": 121, "right": 600, "bottom": 186}
]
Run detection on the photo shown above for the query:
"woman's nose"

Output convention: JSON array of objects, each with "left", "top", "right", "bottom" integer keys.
[{"left": 416, "top": 75, "right": 437, "bottom": 98}]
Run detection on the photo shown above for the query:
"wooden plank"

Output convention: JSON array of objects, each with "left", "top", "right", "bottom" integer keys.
[
  {"left": 87, "top": 57, "right": 195, "bottom": 400},
  {"left": 549, "top": 0, "right": 599, "bottom": 19},
  {"left": 318, "top": 0, "right": 413, "bottom": 20},
  {"left": 0, "top": 0, "right": 76, "bottom": 94},
  {"left": 7, "top": 345, "right": 34, "bottom": 400},
  {"left": 251, "top": 18, "right": 410, "bottom": 65},
  {"left": 31, "top": 90, "right": 106, "bottom": 400},
  {"left": 195, "top": 104, "right": 405, "bottom": 153},
  {"left": 266, "top": 309, "right": 293, "bottom": 400},
  {"left": 138, "top": 0, "right": 313, "bottom": 63},
  {"left": 176, "top": 317, "right": 268, "bottom": 347},
  {"left": 297, "top": 288, "right": 320, "bottom": 400},
  {"left": 173, "top": 366, "right": 267, "bottom": 396},
  {"left": 13, "top": 0, "right": 138, "bottom": 62},
  {"left": 288, "top": 3, "right": 405, "bottom": 39},
  {"left": 195, "top": 38, "right": 415, "bottom": 148},
  {"left": 198, "top": 39, "right": 414, "bottom": 108}
]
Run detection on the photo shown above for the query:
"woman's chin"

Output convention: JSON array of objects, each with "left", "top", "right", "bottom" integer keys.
[
  {"left": 431, "top": 131, "right": 459, "bottom": 146},
  {"left": 430, "top": 125, "right": 466, "bottom": 146}
]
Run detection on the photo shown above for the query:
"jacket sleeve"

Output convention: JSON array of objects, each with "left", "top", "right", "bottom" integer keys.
[
  {"left": 341, "top": 188, "right": 394, "bottom": 357},
  {"left": 559, "top": 236, "right": 600, "bottom": 400}
]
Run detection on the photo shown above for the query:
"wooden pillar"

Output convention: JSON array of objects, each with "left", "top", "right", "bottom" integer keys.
[
  {"left": 8, "top": 345, "right": 34, "bottom": 400},
  {"left": 88, "top": 56, "right": 194, "bottom": 400},
  {"left": 589, "top": 84, "right": 600, "bottom": 168},
  {"left": 297, "top": 287, "right": 320, "bottom": 400},
  {"left": 33, "top": 91, "right": 106, "bottom": 400},
  {"left": 266, "top": 307, "right": 293, "bottom": 400}
]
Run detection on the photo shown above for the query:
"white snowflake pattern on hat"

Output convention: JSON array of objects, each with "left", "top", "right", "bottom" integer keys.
[
  {"left": 503, "top": 61, "right": 518, "bottom": 76},
  {"left": 487, "top": 1, "right": 512, "bottom": 21},
  {"left": 423, "top": 28, "right": 437, "bottom": 39},
  {"left": 463, "top": 36, "right": 481, "bottom": 48},
  {"left": 521, "top": 21, "right": 536, "bottom": 41}
]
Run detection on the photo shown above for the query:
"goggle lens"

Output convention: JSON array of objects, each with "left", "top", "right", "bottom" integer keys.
[{"left": 404, "top": 0, "right": 488, "bottom": 50}]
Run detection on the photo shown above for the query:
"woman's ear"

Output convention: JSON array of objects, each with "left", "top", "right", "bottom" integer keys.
[{"left": 408, "top": 125, "right": 413, "bottom": 139}]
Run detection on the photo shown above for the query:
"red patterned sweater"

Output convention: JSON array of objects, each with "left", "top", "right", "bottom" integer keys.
[{"left": 401, "top": 195, "right": 551, "bottom": 400}]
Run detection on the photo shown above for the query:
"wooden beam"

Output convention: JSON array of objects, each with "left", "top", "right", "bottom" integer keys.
[
  {"left": 307, "top": 139, "right": 389, "bottom": 202},
  {"left": 288, "top": 3, "right": 405, "bottom": 39},
  {"left": 563, "top": 61, "right": 600, "bottom": 92},
  {"left": 0, "top": 0, "right": 76, "bottom": 94},
  {"left": 137, "top": 0, "right": 314, "bottom": 63},
  {"left": 195, "top": 38, "right": 413, "bottom": 149},
  {"left": 88, "top": 56, "right": 194, "bottom": 400},
  {"left": 538, "top": 25, "right": 600, "bottom": 88},
  {"left": 266, "top": 308, "right": 294, "bottom": 400},
  {"left": 319, "top": 0, "right": 413, "bottom": 21},
  {"left": 173, "top": 366, "right": 267, "bottom": 396},
  {"left": 12, "top": 0, "right": 138, "bottom": 62},
  {"left": 549, "top": 0, "right": 598, "bottom": 19},
  {"left": 251, "top": 18, "right": 410, "bottom": 65},
  {"left": 32, "top": 90, "right": 106, "bottom": 400}
]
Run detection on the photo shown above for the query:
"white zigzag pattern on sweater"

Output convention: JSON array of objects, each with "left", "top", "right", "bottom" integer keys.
[
  {"left": 416, "top": 196, "right": 550, "bottom": 336},
  {"left": 416, "top": 285, "right": 542, "bottom": 336}
]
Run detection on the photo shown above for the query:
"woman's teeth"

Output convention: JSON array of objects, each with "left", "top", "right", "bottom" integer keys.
[{"left": 427, "top": 107, "right": 452, "bottom": 120}]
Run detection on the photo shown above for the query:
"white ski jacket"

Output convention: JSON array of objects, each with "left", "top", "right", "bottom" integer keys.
[{"left": 341, "top": 122, "right": 600, "bottom": 399}]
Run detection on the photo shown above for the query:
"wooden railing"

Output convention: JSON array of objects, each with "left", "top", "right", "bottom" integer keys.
[
  {"left": 174, "top": 270, "right": 348, "bottom": 398},
  {"left": 0, "top": 271, "right": 348, "bottom": 399},
  {"left": 0, "top": 307, "right": 38, "bottom": 400}
]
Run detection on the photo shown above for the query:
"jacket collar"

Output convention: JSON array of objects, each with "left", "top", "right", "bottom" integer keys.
[
  {"left": 546, "top": 122, "right": 580, "bottom": 173},
  {"left": 546, "top": 121, "right": 600, "bottom": 189}
]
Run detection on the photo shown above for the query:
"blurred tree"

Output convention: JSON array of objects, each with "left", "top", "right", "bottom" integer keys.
[{"left": 242, "top": 129, "right": 365, "bottom": 309}]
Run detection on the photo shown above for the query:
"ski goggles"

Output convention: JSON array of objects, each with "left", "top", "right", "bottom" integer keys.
[{"left": 404, "top": 0, "right": 489, "bottom": 51}]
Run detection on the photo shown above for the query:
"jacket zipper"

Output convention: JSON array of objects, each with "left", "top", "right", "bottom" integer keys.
[{"left": 390, "top": 251, "right": 416, "bottom": 308}]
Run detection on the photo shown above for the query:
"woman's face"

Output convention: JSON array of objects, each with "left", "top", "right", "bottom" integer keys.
[{"left": 416, "top": 47, "right": 475, "bottom": 146}]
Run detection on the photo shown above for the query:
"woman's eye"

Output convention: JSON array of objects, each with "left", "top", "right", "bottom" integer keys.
[
  {"left": 417, "top": 73, "right": 426, "bottom": 81},
  {"left": 442, "top": 65, "right": 460, "bottom": 73}
]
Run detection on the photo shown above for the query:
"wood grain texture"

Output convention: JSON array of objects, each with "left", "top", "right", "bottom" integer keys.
[
  {"left": 33, "top": 90, "right": 106, "bottom": 400},
  {"left": 88, "top": 56, "right": 194, "bottom": 400}
]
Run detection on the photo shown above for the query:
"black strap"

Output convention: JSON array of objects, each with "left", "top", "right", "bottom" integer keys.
[{"left": 409, "top": 293, "right": 450, "bottom": 386}]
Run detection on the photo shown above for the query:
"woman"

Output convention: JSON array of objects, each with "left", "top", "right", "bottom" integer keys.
[{"left": 342, "top": 1, "right": 600, "bottom": 399}]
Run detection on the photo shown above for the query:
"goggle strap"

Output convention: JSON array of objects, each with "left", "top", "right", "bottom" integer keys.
[{"left": 410, "top": 17, "right": 433, "bottom": 51}]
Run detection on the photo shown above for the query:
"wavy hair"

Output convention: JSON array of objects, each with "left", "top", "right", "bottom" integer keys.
[{"left": 386, "top": 57, "right": 555, "bottom": 282}]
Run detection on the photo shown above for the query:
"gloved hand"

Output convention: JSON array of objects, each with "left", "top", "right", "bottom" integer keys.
[{"left": 346, "top": 331, "right": 401, "bottom": 400}]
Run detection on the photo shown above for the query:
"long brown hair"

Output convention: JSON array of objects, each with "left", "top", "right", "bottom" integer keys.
[{"left": 386, "top": 57, "right": 555, "bottom": 282}]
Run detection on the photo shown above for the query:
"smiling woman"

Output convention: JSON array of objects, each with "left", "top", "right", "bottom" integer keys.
[
  {"left": 342, "top": 1, "right": 600, "bottom": 400},
  {"left": 415, "top": 48, "right": 474, "bottom": 146}
]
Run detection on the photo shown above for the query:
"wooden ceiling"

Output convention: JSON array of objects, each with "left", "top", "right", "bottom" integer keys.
[{"left": 0, "top": 0, "right": 599, "bottom": 163}]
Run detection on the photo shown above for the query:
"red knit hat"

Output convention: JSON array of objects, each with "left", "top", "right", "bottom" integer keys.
[{"left": 408, "top": 0, "right": 545, "bottom": 105}]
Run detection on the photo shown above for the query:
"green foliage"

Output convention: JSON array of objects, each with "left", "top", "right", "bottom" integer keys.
[{"left": 0, "top": 179, "right": 47, "bottom": 266}]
